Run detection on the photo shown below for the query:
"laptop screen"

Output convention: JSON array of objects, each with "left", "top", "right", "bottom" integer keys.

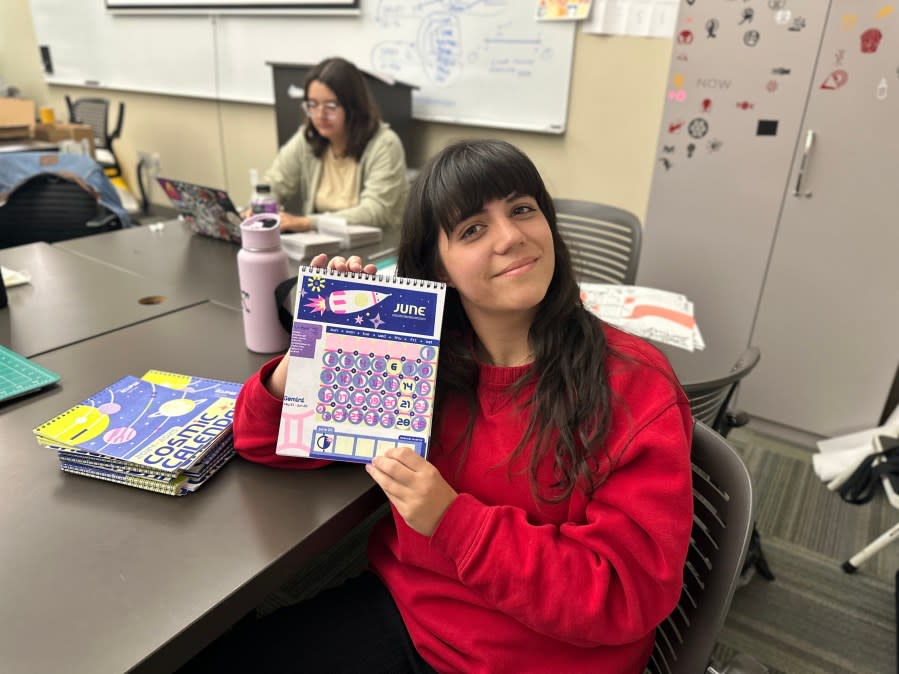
[{"left": 157, "top": 177, "right": 242, "bottom": 243}]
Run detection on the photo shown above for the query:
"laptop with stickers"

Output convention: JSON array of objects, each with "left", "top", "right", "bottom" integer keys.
[{"left": 157, "top": 177, "right": 243, "bottom": 243}]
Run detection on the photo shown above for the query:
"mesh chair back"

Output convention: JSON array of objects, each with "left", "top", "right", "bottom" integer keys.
[
  {"left": 646, "top": 421, "right": 754, "bottom": 674},
  {"left": 66, "top": 98, "right": 110, "bottom": 149},
  {"left": 682, "top": 347, "right": 761, "bottom": 432},
  {"left": 65, "top": 96, "right": 124, "bottom": 176},
  {"left": 0, "top": 174, "right": 122, "bottom": 248},
  {"left": 553, "top": 198, "right": 642, "bottom": 285}
]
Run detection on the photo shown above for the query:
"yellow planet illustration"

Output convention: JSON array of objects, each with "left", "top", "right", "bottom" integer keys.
[{"left": 150, "top": 398, "right": 202, "bottom": 417}]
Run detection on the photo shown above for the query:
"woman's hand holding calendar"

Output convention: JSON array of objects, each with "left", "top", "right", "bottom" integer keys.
[{"left": 310, "top": 253, "right": 377, "bottom": 275}]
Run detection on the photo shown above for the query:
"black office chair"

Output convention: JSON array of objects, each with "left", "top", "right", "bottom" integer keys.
[
  {"left": 65, "top": 96, "right": 125, "bottom": 177},
  {"left": 646, "top": 421, "right": 755, "bottom": 674},
  {"left": 682, "top": 346, "right": 774, "bottom": 591},
  {"left": 553, "top": 198, "right": 642, "bottom": 285},
  {"left": 0, "top": 173, "right": 124, "bottom": 248},
  {"left": 682, "top": 347, "right": 761, "bottom": 436}
]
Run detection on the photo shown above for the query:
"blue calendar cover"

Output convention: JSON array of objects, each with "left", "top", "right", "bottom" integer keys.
[
  {"left": 34, "top": 371, "right": 241, "bottom": 474},
  {"left": 276, "top": 266, "right": 446, "bottom": 464}
]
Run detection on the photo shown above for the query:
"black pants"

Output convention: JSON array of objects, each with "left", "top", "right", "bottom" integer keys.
[{"left": 179, "top": 571, "right": 437, "bottom": 674}]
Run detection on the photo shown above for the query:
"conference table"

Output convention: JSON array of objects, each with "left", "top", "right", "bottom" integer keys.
[
  {"left": 1, "top": 221, "right": 745, "bottom": 673},
  {"left": 57, "top": 220, "right": 741, "bottom": 389},
  {"left": 57, "top": 219, "right": 246, "bottom": 311},
  {"left": 0, "top": 241, "right": 206, "bottom": 357}
]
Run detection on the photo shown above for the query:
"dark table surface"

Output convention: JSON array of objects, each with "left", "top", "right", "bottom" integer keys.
[
  {"left": 0, "top": 242, "right": 206, "bottom": 357},
  {"left": 0, "top": 302, "right": 383, "bottom": 674}
]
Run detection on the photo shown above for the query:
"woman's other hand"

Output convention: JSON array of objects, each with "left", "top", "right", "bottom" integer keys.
[
  {"left": 309, "top": 253, "right": 377, "bottom": 275},
  {"left": 367, "top": 447, "right": 458, "bottom": 537},
  {"left": 263, "top": 350, "right": 291, "bottom": 399},
  {"left": 279, "top": 212, "right": 313, "bottom": 232}
]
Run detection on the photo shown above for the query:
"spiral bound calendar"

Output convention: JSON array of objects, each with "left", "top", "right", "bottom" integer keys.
[{"left": 276, "top": 266, "right": 446, "bottom": 464}]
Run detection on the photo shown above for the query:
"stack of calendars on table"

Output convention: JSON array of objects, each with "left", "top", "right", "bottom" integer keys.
[{"left": 32, "top": 370, "right": 242, "bottom": 496}]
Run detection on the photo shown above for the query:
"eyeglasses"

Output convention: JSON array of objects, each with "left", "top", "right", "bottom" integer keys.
[{"left": 302, "top": 100, "right": 341, "bottom": 117}]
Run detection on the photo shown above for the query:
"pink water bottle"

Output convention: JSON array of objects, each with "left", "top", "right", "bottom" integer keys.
[{"left": 237, "top": 213, "right": 291, "bottom": 353}]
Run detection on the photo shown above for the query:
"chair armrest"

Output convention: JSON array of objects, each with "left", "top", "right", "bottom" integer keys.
[
  {"left": 110, "top": 102, "right": 125, "bottom": 141},
  {"left": 86, "top": 213, "right": 120, "bottom": 229},
  {"left": 64, "top": 95, "right": 75, "bottom": 123}
]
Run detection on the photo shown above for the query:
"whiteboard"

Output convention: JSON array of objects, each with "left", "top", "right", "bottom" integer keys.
[
  {"left": 30, "top": 0, "right": 218, "bottom": 99},
  {"left": 29, "top": 0, "right": 576, "bottom": 133}
]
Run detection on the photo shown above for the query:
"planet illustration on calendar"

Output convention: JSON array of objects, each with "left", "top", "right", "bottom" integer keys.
[{"left": 148, "top": 397, "right": 205, "bottom": 418}]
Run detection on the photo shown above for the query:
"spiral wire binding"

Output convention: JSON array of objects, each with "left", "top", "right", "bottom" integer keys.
[{"left": 297, "top": 265, "right": 446, "bottom": 290}]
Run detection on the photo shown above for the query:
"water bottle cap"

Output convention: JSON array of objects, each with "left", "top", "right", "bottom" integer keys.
[
  {"left": 241, "top": 213, "right": 282, "bottom": 251},
  {"left": 255, "top": 184, "right": 272, "bottom": 193}
]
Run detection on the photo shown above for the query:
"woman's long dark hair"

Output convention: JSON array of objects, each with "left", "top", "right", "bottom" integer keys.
[
  {"left": 398, "top": 140, "right": 614, "bottom": 501},
  {"left": 303, "top": 57, "right": 381, "bottom": 160}
]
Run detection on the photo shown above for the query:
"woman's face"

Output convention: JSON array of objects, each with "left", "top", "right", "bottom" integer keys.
[
  {"left": 305, "top": 80, "right": 347, "bottom": 143},
  {"left": 436, "top": 194, "right": 555, "bottom": 325}
]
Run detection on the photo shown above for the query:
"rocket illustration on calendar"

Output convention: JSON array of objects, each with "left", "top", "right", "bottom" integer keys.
[{"left": 304, "top": 288, "right": 391, "bottom": 316}]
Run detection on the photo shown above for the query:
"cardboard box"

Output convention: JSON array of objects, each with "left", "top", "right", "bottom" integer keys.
[
  {"left": 33, "top": 122, "right": 96, "bottom": 158},
  {"left": 0, "top": 97, "right": 35, "bottom": 140}
]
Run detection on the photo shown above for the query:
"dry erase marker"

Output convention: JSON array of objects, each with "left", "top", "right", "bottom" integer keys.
[{"left": 842, "top": 522, "right": 899, "bottom": 573}]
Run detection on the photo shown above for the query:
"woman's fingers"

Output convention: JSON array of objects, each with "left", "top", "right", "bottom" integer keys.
[
  {"left": 308, "top": 255, "right": 376, "bottom": 274},
  {"left": 326, "top": 256, "right": 347, "bottom": 270}
]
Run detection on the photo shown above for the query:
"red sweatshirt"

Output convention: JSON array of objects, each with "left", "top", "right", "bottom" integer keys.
[{"left": 233, "top": 325, "right": 693, "bottom": 674}]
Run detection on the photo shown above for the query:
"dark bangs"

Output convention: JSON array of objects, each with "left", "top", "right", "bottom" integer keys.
[
  {"left": 398, "top": 138, "right": 565, "bottom": 287},
  {"left": 425, "top": 141, "right": 554, "bottom": 235}
]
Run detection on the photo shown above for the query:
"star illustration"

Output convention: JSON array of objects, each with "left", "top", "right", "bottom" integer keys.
[
  {"left": 355, "top": 315, "right": 364, "bottom": 324},
  {"left": 369, "top": 313, "right": 385, "bottom": 329},
  {"left": 304, "top": 295, "right": 327, "bottom": 315}
]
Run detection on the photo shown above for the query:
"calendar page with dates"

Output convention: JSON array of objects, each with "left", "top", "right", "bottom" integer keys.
[{"left": 276, "top": 266, "right": 446, "bottom": 464}]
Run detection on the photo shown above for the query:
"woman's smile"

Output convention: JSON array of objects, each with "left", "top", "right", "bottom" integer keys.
[{"left": 495, "top": 256, "right": 540, "bottom": 278}]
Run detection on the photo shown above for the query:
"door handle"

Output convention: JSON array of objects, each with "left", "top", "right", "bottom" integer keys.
[{"left": 792, "top": 129, "right": 815, "bottom": 198}]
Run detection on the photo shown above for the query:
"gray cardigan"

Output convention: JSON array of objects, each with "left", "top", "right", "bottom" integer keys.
[{"left": 263, "top": 122, "right": 409, "bottom": 230}]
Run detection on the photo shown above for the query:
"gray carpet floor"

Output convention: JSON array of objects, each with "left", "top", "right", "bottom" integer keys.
[{"left": 714, "top": 425, "right": 899, "bottom": 674}]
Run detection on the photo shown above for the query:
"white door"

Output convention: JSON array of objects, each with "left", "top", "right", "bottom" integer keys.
[{"left": 742, "top": 2, "right": 899, "bottom": 436}]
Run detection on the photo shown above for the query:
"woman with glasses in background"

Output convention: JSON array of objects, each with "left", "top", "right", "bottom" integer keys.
[{"left": 259, "top": 56, "right": 409, "bottom": 233}]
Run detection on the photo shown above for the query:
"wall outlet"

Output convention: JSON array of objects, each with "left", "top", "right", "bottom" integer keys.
[{"left": 137, "top": 150, "right": 161, "bottom": 173}]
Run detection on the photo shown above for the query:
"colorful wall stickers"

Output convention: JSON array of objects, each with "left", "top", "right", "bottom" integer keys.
[
  {"left": 861, "top": 28, "right": 883, "bottom": 53},
  {"left": 656, "top": 0, "right": 896, "bottom": 174},
  {"left": 757, "top": 119, "right": 779, "bottom": 136}
]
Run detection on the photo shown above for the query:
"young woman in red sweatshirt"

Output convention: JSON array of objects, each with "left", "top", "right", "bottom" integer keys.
[{"left": 186, "top": 140, "right": 693, "bottom": 674}]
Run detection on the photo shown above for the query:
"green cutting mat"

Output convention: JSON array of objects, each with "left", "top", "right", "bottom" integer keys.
[{"left": 0, "top": 345, "right": 60, "bottom": 403}]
